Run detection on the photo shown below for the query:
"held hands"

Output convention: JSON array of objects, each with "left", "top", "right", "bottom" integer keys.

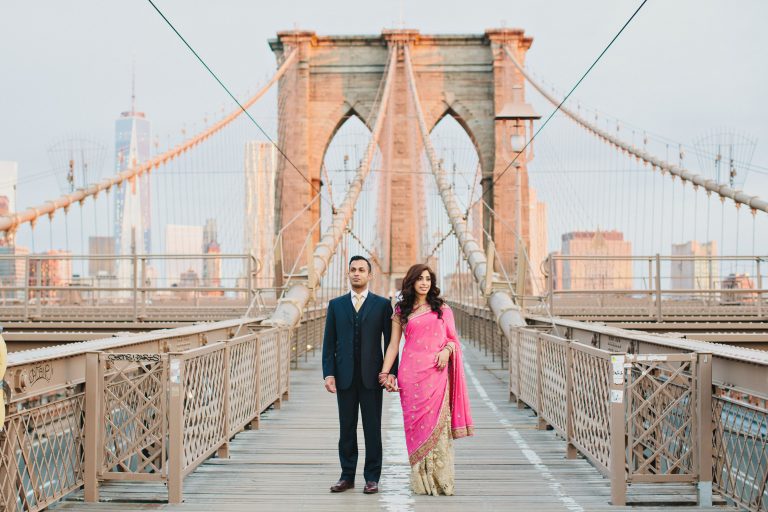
[{"left": 379, "top": 372, "right": 398, "bottom": 392}]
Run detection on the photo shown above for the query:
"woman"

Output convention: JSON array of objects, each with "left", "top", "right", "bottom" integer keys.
[{"left": 379, "top": 264, "right": 474, "bottom": 496}]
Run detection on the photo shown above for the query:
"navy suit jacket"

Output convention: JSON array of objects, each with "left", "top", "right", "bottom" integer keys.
[{"left": 322, "top": 292, "right": 398, "bottom": 390}]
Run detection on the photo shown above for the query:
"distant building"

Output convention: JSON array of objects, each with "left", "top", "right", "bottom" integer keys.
[
  {"left": 244, "top": 141, "right": 277, "bottom": 282},
  {"left": 0, "top": 161, "right": 18, "bottom": 213},
  {"left": 546, "top": 251, "right": 564, "bottom": 292},
  {"left": 671, "top": 241, "right": 718, "bottom": 292},
  {"left": 89, "top": 236, "right": 116, "bottom": 277},
  {"left": 28, "top": 250, "right": 72, "bottom": 300},
  {"left": 165, "top": 224, "right": 203, "bottom": 286},
  {"left": 203, "top": 218, "right": 223, "bottom": 296},
  {"left": 528, "top": 188, "right": 548, "bottom": 294},
  {"left": 0, "top": 245, "right": 29, "bottom": 301},
  {"left": 721, "top": 273, "right": 756, "bottom": 304},
  {"left": 560, "top": 230, "right": 632, "bottom": 290}
]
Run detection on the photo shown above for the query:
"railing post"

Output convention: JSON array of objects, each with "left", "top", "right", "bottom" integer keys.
[
  {"left": 609, "top": 354, "right": 627, "bottom": 506},
  {"left": 23, "top": 255, "right": 29, "bottom": 321},
  {"left": 647, "top": 257, "right": 654, "bottom": 318},
  {"left": 535, "top": 334, "right": 546, "bottom": 430},
  {"left": 132, "top": 252, "right": 138, "bottom": 321},
  {"left": 84, "top": 352, "right": 104, "bottom": 502},
  {"left": 168, "top": 355, "right": 184, "bottom": 504},
  {"left": 35, "top": 258, "right": 42, "bottom": 319},
  {"left": 565, "top": 341, "right": 577, "bottom": 459},
  {"left": 697, "top": 352, "right": 713, "bottom": 507},
  {"left": 284, "top": 329, "right": 292, "bottom": 401},
  {"left": 218, "top": 344, "right": 230, "bottom": 459},
  {"left": 655, "top": 253, "right": 663, "bottom": 322},
  {"left": 548, "top": 256, "right": 555, "bottom": 315},
  {"left": 757, "top": 258, "right": 763, "bottom": 318},
  {"left": 274, "top": 331, "right": 283, "bottom": 409},
  {"left": 140, "top": 256, "right": 147, "bottom": 319},
  {"left": 252, "top": 334, "right": 263, "bottom": 429}
]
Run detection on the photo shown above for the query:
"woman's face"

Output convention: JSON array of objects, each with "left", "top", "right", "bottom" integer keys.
[{"left": 414, "top": 269, "right": 432, "bottom": 298}]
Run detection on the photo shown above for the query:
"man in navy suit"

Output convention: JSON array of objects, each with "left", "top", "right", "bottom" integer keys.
[{"left": 323, "top": 255, "right": 397, "bottom": 495}]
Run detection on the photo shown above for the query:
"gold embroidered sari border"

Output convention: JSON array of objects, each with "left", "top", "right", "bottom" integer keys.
[
  {"left": 408, "top": 385, "right": 451, "bottom": 466},
  {"left": 451, "top": 425, "right": 475, "bottom": 439}
]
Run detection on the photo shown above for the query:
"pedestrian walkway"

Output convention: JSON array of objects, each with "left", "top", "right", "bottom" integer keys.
[{"left": 55, "top": 340, "right": 732, "bottom": 511}]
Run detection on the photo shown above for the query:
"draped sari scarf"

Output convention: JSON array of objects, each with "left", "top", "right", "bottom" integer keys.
[{"left": 396, "top": 304, "right": 474, "bottom": 466}]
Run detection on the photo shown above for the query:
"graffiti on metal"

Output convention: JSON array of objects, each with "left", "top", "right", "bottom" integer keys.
[{"left": 107, "top": 353, "right": 162, "bottom": 363}]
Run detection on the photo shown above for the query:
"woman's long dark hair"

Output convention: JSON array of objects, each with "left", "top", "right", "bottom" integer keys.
[{"left": 397, "top": 263, "right": 444, "bottom": 326}]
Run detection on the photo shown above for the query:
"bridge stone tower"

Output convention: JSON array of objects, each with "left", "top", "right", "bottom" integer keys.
[{"left": 270, "top": 29, "right": 536, "bottom": 291}]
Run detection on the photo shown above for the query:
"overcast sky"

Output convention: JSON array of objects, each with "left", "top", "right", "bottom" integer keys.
[{"left": 1, "top": 0, "right": 766, "bottom": 213}]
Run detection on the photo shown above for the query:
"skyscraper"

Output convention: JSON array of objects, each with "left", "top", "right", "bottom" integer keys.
[
  {"left": 244, "top": 141, "right": 278, "bottom": 283},
  {"left": 165, "top": 224, "right": 203, "bottom": 287},
  {"left": 671, "top": 241, "right": 718, "bottom": 293},
  {"left": 203, "top": 218, "right": 222, "bottom": 296},
  {"left": 528, "top": 188, "right": 548, "bottom": 294},
  {"left": 560, "top": 230, "right": 633, "bottom": 290},
  {"left": 89, "top": 236, "right": 116, "bottom": 277},
  {"left": 114, "top": 89, "right": 151, "bottom": 257}
]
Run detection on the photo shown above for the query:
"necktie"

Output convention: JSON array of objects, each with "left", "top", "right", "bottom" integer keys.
[{"left": 354, "top": 294, "right": 363, "bottom": 312}]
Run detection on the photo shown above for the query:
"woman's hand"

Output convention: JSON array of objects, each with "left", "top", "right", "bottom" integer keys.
[
  {"left": 434, "top": 347, "right": 450, "bottom": 370},
  {"left": 385, "top": 374, "right": 398, "bottom": 392}
]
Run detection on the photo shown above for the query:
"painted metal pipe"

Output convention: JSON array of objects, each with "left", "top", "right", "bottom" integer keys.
[{"left": 403, "top": 44, "right": 526, "bottom": 335}]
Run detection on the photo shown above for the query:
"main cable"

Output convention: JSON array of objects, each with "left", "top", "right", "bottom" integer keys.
[
  {"left": 145, "top": 0, "right": 320, "bottom": 196},
  {"left": 475, "top": 0, "right": 649, "bottom": 210}
]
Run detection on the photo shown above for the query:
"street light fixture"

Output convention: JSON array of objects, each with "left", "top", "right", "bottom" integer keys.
[{"left": 495, "top": 101, "right": 541, "bottom": 248}]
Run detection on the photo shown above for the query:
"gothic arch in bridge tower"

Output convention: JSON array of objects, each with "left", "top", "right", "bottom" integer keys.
[
  {"left": 429, "top": 105, "right": 487, "bottom": 175},
  {"left": 269, "top": 28, "right": 537, "bottom": 283}
]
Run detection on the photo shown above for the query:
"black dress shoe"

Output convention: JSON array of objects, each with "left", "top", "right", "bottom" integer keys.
[
  {"left": 330, "top": 479, "right": 354, "bottom": 492},
  {"left": 363, "top": 481, "right": 379, "bottom": 494}
]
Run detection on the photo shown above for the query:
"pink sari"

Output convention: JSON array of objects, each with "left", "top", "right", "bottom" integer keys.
[{"left": 396, "top": 304, "right": 474, "bottom": 465}]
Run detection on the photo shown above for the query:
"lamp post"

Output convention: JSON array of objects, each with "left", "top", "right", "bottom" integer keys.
[
  {"left": 510, "top": 122, "right": 526, "bottom": 246},
  {"left": 495, "top": 102, "right": 541, "bottom": 260}
]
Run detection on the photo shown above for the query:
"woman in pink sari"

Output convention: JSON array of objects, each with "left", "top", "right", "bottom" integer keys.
[{"left": 379, "top": 263, "right": 474, "bottom": 496}]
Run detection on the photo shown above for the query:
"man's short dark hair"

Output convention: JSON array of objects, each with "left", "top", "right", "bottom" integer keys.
[{"left": 349, "top": 255, "right": 372, "bottom": 272}]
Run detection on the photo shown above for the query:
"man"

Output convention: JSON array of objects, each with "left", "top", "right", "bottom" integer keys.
[{"left": 322, "top": 255, "right": 397, "bottom": 495}]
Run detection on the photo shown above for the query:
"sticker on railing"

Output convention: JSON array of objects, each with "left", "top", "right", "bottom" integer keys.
[
  {"left": 634, "top": 354, "right": 667, "bottom": 362},
  {"left": 610, "top": 390, "right": 623, "bottom": 403},
  {"left": 0, "top": 331, "right": 6, "bottom": 429},
  {"left": 170, "top": 359, "right": 181, "bottom": 384},
  {"left": 610, "top": 355, "right": 625, "bottom": 384}
]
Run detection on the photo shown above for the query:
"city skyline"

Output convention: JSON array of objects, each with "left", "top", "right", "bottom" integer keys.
[{"left": 1, "top": 3, "right": 766, "bottom": 266}]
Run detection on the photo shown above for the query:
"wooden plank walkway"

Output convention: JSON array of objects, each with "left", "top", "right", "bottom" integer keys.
[{"left": 55, "top": 341, "right": 733, "bottom": 511}]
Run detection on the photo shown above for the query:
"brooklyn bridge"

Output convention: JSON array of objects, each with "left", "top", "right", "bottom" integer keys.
[{"left": 1, "top": 3, "right": 767, "bottom": 511}]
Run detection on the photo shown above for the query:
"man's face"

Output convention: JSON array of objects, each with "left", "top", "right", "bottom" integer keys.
[{"left": 348, "top": 260, "right": 371, "bottom": 290}]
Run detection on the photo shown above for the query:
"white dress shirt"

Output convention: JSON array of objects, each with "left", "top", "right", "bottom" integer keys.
[{"left": 351, "top": 288, "right": 369, "bottom": 309}]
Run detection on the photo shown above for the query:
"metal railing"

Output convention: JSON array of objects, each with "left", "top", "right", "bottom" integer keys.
[
  {"left": 540, "top": 254, "right": 767, "bottom": 321},
  {"left": 1, "top": 309, "right": 324, "bottom": 510},
  {"left": 452, "top": 301, "right": 768, "bottom": 510},
  {"left": 0, "top": 253, "right": 266, "bottom": 322}
]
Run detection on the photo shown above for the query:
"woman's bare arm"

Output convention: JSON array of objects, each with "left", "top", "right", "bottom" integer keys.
[{"left": 381, "top": 318, "right": 402, "bottom": 374}]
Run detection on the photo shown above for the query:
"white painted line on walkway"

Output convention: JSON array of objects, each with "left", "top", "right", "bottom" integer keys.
[{"left": 464, "top": 361, "right": 585, "bottom": 512}]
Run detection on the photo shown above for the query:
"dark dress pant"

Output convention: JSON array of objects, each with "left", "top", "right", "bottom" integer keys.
[{"left": 336, "top": 368, "right": 383, "bottom": 483}]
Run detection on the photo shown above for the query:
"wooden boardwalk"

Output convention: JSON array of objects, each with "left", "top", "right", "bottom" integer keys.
[{"left": 55, "top": 341, "right": 733, "bottom": 511}]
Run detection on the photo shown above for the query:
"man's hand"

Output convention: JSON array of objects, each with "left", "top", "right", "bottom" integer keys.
[
  {"left": 324, "top": 376, "right": 337, "bottom": 394},
  {"left": 385, "top": 374, "right": 398, "bottom": 392}
]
